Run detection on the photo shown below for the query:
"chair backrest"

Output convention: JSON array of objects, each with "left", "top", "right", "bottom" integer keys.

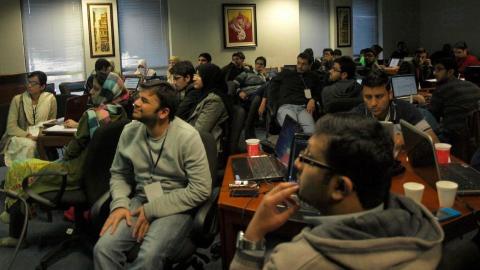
[
  {"left": 55, "top": 94, "right": 75, "bottom": 119},
  {"left": 0, "top": 103, "right": 10, "bottom": 139},
  {"left": 198, "top": 131, "right": 218, "bottom": 187},
  {"left": 45, "top": 83, "right": 55, "bottom": 94},
  {"left": 59, "top": 81, "right": 86, "bottom": 95},
  {"left": 227, "top": 104, "right": 245, "bottom": 156},
  {"left": 82, "top": 119, "right": 131, "bottom": 205}
]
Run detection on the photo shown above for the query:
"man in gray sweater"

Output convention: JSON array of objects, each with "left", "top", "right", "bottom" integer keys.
[
  {"left": 231, "top": 113, "right": 443, "bottom": 270},
  {"left": 94, "top": 82, "right": 211, "bottom": 270}
]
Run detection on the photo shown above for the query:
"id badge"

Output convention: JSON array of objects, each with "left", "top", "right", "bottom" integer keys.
[
  {"left": 304, "top": 88, "right": 312, "bottom": 99},
  {"left": 144, "top": 182, "right": 163, "bottom": 202}
]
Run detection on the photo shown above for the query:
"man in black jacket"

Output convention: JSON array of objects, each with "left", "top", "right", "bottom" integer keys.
[{"left": 272, "top": 52, "right": 323, "bottom": 133}]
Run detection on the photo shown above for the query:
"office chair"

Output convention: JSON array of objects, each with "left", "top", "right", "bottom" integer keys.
[
  {"left": 20, "top": 119, "right": 131, "bottom": 269},
  {"left": 45, "top": 83, "right": 55, "bottom": 95},
  {"left": 59, "top": 81, "right": 86, "bottom": 95},
  {"left": 117, "top": 131, "right": 219, "bottom": 269},
  {"left": 451, "top": 109, "right": 480, "bottom": 162}
]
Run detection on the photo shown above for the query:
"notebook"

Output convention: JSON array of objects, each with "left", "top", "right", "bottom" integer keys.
[
  {"left": 231, "top": 115, "right": 301, "bottom": 182},
  {"left": 400, "top": 119, "right": 480, "bottom": 195}
]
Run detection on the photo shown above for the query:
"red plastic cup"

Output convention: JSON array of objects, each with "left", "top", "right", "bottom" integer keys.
[
  {"left": 435, "top": 143, "right": 451, "bottom": 164},
  {"left": 246, "top": 139, "right": 260, "bottom": 156}
]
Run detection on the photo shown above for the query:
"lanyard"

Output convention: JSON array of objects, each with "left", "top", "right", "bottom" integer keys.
[
  {"left": 299, "top": 74, "right": 308, "bottom": 89},
  {"left": 145, "top": 128, "right": 168, "bottom": 182},
  {"left": 32, "top": 105, "right": 37, "bottom": 125}
]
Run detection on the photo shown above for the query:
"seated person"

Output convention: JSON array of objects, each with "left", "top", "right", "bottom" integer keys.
[
  {"left": 234, "top": 56, "right": 267, "bottom": 138},
  {"left": 0, "top": 72, "right": 128, "bottom": 246},
  {"left": 398, "top": 48, "right": 434, "bottom": 84},
  {"left": 351, "top": 69, "right": 438, "bottom": 146},
  {"left": 134, "top": 59, "right": 157, "bottom": 77},
  {"left": 390, "top": 41, "right": 409, "bottom": 59},
  {"left": 85, "top": 58, "right": 114, "bottom": 93},
  {"left": 333, "top": 48, "right": 342, "bottom": 59},
  {"left": 0, "top": 71, "right": 57, "bottom": 167},
  {"left": 320, "top": 48, "right": 334, "bottom": 72},
  {"left": 371, "top": 44, "right": 383, "bottom": 63},
  {"left": 230, "top": 113, "right": 444, "bottom": 270},
  {"left": 221, "top": 51, "right": 249, "bottom": 83},
  {"left": 167, "top": 56, "right": 180, "bottom": 84},
  {"left": 358, "top": 48, "right": 381, "bottom": 77},
  {"left": 430, "top": 43, "right": 454, "bottom": 64},
  {"left": 187, "top": 63, "right": 229, "bottom": 150},
  {"left": 321, "top": 56, "right": 362, "bottom": 113},
  {"left": 303, "top": 48, "right": 321, "bottom": 71},
  {"left": 453, "top": 41, "right": 480, "bottom": 75},
  {"left": 429, "top": 57, "right": 480, "bottom": 143},
  {"left": 94, "top": 82, "right": 211, "bottom": 270},
  {"left": 273, "top": 52, "right": 323, "bottom": 134},
  {"left": 197, "top": 52, "right": 212, "bottom": 66},
  {"left": 171, "top": 61, "right": 196, "bottom": 102}
]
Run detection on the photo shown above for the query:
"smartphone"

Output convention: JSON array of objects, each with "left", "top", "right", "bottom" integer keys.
[{"left": 435, "top": 207, "right": 461, "bottom": 222}]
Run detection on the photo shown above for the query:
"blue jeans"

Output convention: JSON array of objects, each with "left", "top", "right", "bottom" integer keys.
[
  {"left": 93, "top": 197, "right": 193, "bottom": 270},
  {"left": 277, "top": 104, "right": 315, "bottom": 134}
]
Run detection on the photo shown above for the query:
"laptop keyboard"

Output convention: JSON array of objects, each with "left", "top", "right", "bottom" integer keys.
[
  {"left": 439, "top": 163, "right": 480, "bottom": 192},
  {"left": 249, "top": 157, "right": 279, "bottom": 178}
]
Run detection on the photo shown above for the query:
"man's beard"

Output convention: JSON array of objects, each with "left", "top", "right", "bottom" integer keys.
[{"left": 135, "top": 114, "right": 158, "bottom": 126}]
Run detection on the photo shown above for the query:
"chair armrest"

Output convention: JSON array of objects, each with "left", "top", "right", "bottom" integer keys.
[
  {"left": 21, "top": 171, "right": 68, "bottom": 208},
  {"left": 90, "top": 191, "right": 111, "bottom": 219},
  {"left": 192, "top": 187, "right": 220, "bottom": 237}
]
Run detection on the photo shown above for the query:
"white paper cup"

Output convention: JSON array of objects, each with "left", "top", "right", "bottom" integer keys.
[
  {"left": 436, "top": 181, "right": 458, "bottom": 208},
  {"left": 403, "top": 182, "right": 425, "bottom": 204}
]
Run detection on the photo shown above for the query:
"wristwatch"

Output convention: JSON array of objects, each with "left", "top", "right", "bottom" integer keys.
[{"left": 236, "top": 231, "right": 266, "bottom": 251}]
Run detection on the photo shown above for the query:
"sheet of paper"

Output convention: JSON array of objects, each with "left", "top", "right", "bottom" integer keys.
[{"left": 43, "top": 124, "right": 77, "bottom": 134}]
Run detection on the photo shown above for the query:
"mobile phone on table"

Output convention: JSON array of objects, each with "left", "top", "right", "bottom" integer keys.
[{"left": 435, "top": 208, "right": 461, "bottom": 222}]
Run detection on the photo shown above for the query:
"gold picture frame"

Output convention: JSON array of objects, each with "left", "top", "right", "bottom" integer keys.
[
  {"left": 87, "top": 3, "right": 115, "bottom": 58},
  {"left": 336, "top": 6, "right": 352, "bottom": 47},
  {"left": 223, "top": 4, "right": 257, "bottom": 48}
]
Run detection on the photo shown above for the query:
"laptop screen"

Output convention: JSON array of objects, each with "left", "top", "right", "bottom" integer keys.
[
  {"left": 287, "top": 133, "right": 309, "bottom": 181},
  {"left": 124, "top": 77, "right": 141, "bottom": 90},
  {"left": 400, "top": 120, "right": 439, "bottom": 185},
  {"left": 391, "top": 75, "right": 417, "bottom": 97},
  {"left": 275, "top": 115, "right": 301, "bottom": 167}
]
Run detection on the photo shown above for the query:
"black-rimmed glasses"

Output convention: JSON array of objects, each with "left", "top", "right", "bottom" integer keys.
[{"left": 298, "top": 151, "right": 335, "bottom": 171}]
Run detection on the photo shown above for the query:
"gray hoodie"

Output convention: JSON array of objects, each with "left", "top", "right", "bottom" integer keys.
[
  {"left": 321, "top": 79, "right": 363, "bottom": 113},
  {"left": 230, "top": 194, "right": 444, "bottom": 270}
]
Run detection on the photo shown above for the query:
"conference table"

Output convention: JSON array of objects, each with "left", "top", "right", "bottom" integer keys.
[
  {"left": 37, "top": 128, "right": 75, "bottom": 160},
  {"left": 218, "top": 152, "right": 480, "bottom": 269}
]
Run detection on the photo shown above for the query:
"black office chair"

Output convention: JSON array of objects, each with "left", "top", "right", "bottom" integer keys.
[
  {"left": 45, "top": 83, "right": 55, "bottom": 95},
  {"left": 119, "top": 131, "right": 220, "bottom": 269},
  {"left": 59, "top": 81, "right": 86, "bottom": 95},
  {"left": 54, "top": 94, "right": 74, "bottom": 119},
  {"left": 21, "top": 119, "right": 131, "bottom": 269}
]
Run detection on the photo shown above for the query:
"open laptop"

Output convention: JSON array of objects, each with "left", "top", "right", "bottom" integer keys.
[
  {"left": 232, "top": 115, "right": 301, "bottom": 182},
  {"left": 391, "top": 74, "right": 417, "bottom": 103},
  {"left": 400, "top": 119, "right": 480, "bottom": 195},
  {"left": 124, "top": 77, "right": 141, "bottom": 91},
  {"left": 389, "top": 58, "right": 400, "bottom": 67},
  {"left": 64, "top": 94, "right": 89, "bottom": 122}
]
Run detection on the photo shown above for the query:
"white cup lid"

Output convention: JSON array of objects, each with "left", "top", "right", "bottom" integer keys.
[{"left": 403, "top": 182, "right": 424, "bottom": 190}]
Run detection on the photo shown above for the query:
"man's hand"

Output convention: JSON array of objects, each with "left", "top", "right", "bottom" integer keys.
[
  {"left": 64, "top": 119, "right": 79, "bottom": 128},
  {"left": 244, "top": 182, "right": 300, "bottom": 242},
  {"left": 238, "top": 91, "right": 247, "bottom": 100},
  {"left": 99, "top": 207, "right": 132, "bottom": 236},
  {"left": 131, "top": 206, "right": 150, "bottom": 242},
  {"left": 258, "top": 98, "right": 267, "bottom": 116},
  {"left": 306, "top": 99, "right": 316, "bottom": 114}
]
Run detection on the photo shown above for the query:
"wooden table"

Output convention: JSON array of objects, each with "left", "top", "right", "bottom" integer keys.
[
  {"left": 37, "top": 132, "right": 74, "bottom": 160},
  {"left": 218, "top": 153, "right": 480, "bottom": 269}
]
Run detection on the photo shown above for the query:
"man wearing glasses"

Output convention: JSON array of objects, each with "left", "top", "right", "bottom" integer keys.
[
  {"left": 230, "top": 113, "right": 444, "bottom": 270},
  {"left": 321, "top": 56, "right": 362, "bottom": 113}
]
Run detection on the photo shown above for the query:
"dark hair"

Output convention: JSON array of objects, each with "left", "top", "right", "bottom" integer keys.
[
  {"left": 139, "top": 81, "right": 177, "bottom": 121},
  {"left": 362, "top": 69, "right": 390, "bottom": 91},
  {"left": 232, "top": 51, "right": 245, "bottom": 60},
  {"left": 95, "top": 58, "right": 112, "bottom": 72},
  {"left": 255, "top": 56, "right": 267, "bottom": 66},
  {"left": 28, "top": 71, "right": 47, "bottom": 87},
  {"left": 314, "top": 112, "right": 394, "bottom": 209},
  {"left": 434, "top": 57, "right": 458, "bottom": 76},
  {"left": 363, "top": 48, "right": 375, "bottom": 55},
  {"left": 371, "top": 44, "right": 383, "bottom": 54},
  {"left": 333, "top": 49, "right": 342, "bottom": 56},
  {"left": 171, "top": 61, "right": 195, "bottom": 79},
  {"left": 297, "top": 52, "right": 313, "bottom": 65},
  {"left": 198, "top": 53, "right": 212, "bottom": 63},
  {"left": 323, "top": 48, "right": 334, "bottom": 55},
  {"left": 454, "top": 41, "right": 468, "bottom": 50},
  {"left": 334, "top": 56, "right": 356, "bottom": 79},
  {"left": 415, "top": 47, "right": 427, "bottom": 55}
]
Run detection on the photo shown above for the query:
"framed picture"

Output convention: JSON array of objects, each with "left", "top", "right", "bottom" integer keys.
[
  {"left": 223, "top": 4, "right": 257, "bottom": 48},
  {"left": 336, "top": 6, "right": 352, "bottom": 47},
  {"left": 87, "top": 3, "right": 115, "bottom": 58}
]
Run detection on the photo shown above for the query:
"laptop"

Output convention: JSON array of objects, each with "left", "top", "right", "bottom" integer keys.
[
  {"left": 400, "top": 119, "right": 480, "bottom": 195},
  {"left": 389, "top": 58, "right": 400, "bottom": 67},
  {"left": 391, "top": 74, "right": 417, "bottom": 102},
  {"left": 232, "top": 115, "right": 301, "bottom": 182},
  {"left": 286, "top": 133, "right": 309, "bottom": 182},
  {"left": 124, "top": 77, "right": 141, "bottom": 91},
  {"left": 64, "top": 95, "right": 89, "bottom": 122}
]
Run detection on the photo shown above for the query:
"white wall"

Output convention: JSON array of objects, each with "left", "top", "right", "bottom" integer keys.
[
  {"left": 329, "top": 0, "right": 353, "bottom": 56},
  {"left": 168, "top": 0, "right": 300, "bottom": 68},
  {"left": 419, "top": 0, "right": 480, "bottom": 56},
  {"left": 0, "top": 0, "right": 26, "bottom": 75},
  {"left": 81, "top": 0, "right": 121, "bottom": 76},
  {"left": 299, "top": 0, "right": 330, "bottom": 57}
]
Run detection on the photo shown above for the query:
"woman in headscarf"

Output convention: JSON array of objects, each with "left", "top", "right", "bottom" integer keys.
[
  {"left": 186, "top": 63, "right": 230, "bottom": 150},
  {"left": 0, "top": 71, "right": 57, "bottom": 166},
  {"left": 134, "top": 59, "right": 157, "bottom": 77},
  {"left": 0, "top": 72, "right": 129, "bottom": 247}
]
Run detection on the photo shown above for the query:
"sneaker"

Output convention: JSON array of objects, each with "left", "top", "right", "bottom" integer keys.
[
  {"left": 0, "top": 211, "right": 9, "bottom": 224},
  {"left": 0, "top": 237, "right": 27, "bottom": 248}
]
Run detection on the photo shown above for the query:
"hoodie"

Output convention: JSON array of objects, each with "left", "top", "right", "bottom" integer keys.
[
  {"left": 322, "top": 79, "right": 363, "bottom": 113},
  {"left": 230, "top": 194, "right": 444, "bottom": 270}
]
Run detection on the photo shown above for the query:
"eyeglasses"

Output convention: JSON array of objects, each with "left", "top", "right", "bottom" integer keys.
[
  {"left": 28, "top": 81, "right": 40, "bottom": 86},
  {"left": 298, "top": 150, "right": 335, "bottom": 171},
  {"left": 255, "top": 62, "right": 265, "bottom": 66}
]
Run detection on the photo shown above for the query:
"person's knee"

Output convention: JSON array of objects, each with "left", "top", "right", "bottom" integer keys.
[{"left": 94, "top": 237, "right": 115, "bottom": 259}]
